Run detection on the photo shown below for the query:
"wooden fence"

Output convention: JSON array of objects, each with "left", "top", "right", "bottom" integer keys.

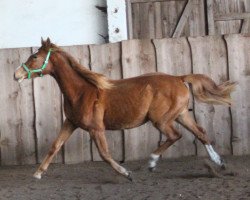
[
  {"left": 0, "top": 34, "right": 249, "bottom": 166},
  {"left": 127, "top": 0, "right": 250, "bottom": 39}
]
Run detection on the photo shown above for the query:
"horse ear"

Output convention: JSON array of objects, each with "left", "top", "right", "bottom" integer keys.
[
  {"left": 41, "top": 37, "right": 46, "bottom": 46},
  {"left": 46, "top": 37, "right": 51, "bottom": 46}
]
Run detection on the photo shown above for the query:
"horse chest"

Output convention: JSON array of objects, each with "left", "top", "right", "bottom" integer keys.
[{"left": 64, "top": 100, "right": 99, "bottom": 130}]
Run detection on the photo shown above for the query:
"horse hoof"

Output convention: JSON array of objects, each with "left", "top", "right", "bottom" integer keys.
[
  {"left": 221, "top": 163, "right": 226, "bottom": 170},
  {"left": 220, "top": 159, "right": 226, "bottom": 170},
  {"left": 148, "top": 167, "right": 156, "bottom": 172},
  {"left": 33, "top": 172, "right": 42, "bottom": 179},
  {"left": 126, "top": 171, "right": 133, "bottom": 182}
]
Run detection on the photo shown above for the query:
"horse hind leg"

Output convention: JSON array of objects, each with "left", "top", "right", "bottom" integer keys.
[
  {"left": 148, "top": 122, "right": 182, "bottom": 171},
  {"left": 178, "top": 109, "right": 225, "bottom": 168}
]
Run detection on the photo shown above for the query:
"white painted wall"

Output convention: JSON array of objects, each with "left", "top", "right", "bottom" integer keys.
[{"left": 0, "top": 0, "right": 108, "bottom": 48}]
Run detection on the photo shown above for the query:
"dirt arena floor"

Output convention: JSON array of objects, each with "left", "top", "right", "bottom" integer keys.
[{"left": 0, "top": 155, "right": 249, "bottom": 200}]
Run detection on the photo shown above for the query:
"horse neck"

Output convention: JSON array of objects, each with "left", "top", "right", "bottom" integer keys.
[{"left": 50, "top": 53, "right": 93, "bottom": 102}]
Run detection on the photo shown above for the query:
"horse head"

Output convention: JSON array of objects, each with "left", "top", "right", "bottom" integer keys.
[{"left": 14, "top": 38, "right": 54, "bottom": 82}]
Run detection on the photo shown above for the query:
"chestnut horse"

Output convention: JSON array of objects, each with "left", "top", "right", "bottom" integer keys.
[{"left": 14, "top": 38, "right": 236, "bottom": 180}]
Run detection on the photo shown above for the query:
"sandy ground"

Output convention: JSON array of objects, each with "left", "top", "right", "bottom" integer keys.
[{"left": 0, "top": 155, "right": 250, "bottom": 200}]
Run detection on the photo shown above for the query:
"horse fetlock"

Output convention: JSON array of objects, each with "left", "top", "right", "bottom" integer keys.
[
  {"left": 205, "top": 144, "right": 224, "bottom": 167},
  {"left": 117, "top": 165, "right": 130, "bottom": 176},
  {"left": 148, "top": 153, "right": 160, "bottom": 171},
  {"left": 220, "top": 159, "right": 226, "bottom": 170},
  {"left": 148, "top": 166, "right": 156, "bottom": 172},
  {"left": 118, "top": 166, "right": 133, "bottom": 181},
  {"left": 33, "top": 168, "right": 45, "bottom": 179},
  {"left": 33, "top": 170, "right": 43, "bottom": 179},
  {"left": 126, "top": 171, "right": 133, "bottom": 182}
]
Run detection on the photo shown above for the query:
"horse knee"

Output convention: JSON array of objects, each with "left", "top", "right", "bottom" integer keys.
[{"left": 169, "top": 133, "right": 182, "bottom": 143}]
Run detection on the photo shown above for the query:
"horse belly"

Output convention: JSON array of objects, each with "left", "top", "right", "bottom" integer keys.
[
  {"left": 104, "top": 107, "right": 148, "bottom": 130},
  {"left": 104, "top": 85, "right": 153, "bottom": 130}
]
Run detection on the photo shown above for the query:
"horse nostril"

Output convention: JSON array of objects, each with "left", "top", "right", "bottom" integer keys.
[{"left": 14, "top": 73, "right": 16, "bottom": 81}]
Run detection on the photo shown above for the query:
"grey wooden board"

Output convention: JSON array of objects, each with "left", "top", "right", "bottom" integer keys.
[
  {"left": 32, "top": 48, "right": 63, "bottom": 163},
  {"left": 89, "top": 42, "right": 124, "bottom": 161},
  {"left": 213, "top": 0, "right": 246, "bottom": 34},
  {"left": 172, "top": 0, "right": 193, "bottom": 38},
  {"left": 122, "top": 39, "right": 160, "bottom": 161},
  {"left": 207, "top": 0, "right": 216, "bottom": 35},
  {"left": 241, "top": 0, "right": 250, "bottom": 33},
  {"left": 130, "top": 0, "right": 186, "bottom": 3},
  {"left": 188, "top": 35, "right": 232, "bottom": 156},
  {"left": 62, "top": 45, "right": 92, "bottom": 163},
  {"left": 225, "top": 34, "right": 250, "bottom": 155},
  {"left": 153, "top": 37, "right": 196, "bottom": 158},
  {"left": 161, "top": 0, "right": 186, "bottom": 37},
  {"left": 0, "top": 48, "right": 36, "bottom": 165},
  {"left": 131, "top": 3, "right": 140, "bottom": 39},
  {"left": 188, "top": 0, "right": 206, "bottom": 37},
  {"left": 154, "top": 2, "right": 163, "bottom": 38},
  {"left": 139, "top": 3, "right": 153, "bottom": 38},
  {"left": 130, "top": 0, "right": 205, "bottom": 39}
]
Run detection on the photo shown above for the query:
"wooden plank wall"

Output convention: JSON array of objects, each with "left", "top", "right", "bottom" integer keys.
[
  {"left": 0, "top": 48, "right": 36, "bottom": 165},
  {"left": 226, "top": 34, "right": 250, "bottom": 155},
  {"left": 188, "top": 36, "right": 232, "bottom": 156},
  {"left": 128, "top": 0, "right": 250, "bottom": 38},
  {"left": 129, "top": 0, "right": 206, "bottom": 39},
  {"left": 212, "top": 0, "right": 250, "bottom": 34},
  {"left": 0, "top": 34, "right": 249, "bottom": 165}
]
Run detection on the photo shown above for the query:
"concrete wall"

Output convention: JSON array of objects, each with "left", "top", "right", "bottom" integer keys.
[{"left": 0, "top": 0, "right": 108, "bottom": 48}]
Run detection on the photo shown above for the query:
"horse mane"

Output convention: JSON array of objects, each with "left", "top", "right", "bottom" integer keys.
[{"left": 43, "top": 44, "right": 113, "bottom": 90}]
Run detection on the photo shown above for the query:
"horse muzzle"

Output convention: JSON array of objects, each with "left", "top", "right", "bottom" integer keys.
[{"left": 14, "top": 66, "right": 27, "bottom": 83}]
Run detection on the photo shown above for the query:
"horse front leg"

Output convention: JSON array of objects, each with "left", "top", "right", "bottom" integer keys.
[
  {"left": 33, "top": 119, "right": 76, "bottom": 179},
  {"left": 90, "top": 129, "right": 132, "bottom": 181}
]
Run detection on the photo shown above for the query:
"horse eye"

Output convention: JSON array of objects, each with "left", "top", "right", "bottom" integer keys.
[{"left": 33, "top": 54, "right": 38, "bottom": 59}]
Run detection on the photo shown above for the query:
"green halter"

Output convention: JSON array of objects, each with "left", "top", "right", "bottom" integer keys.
[{"left": 22, "top": 49, "right": 52, "bottom": 79}]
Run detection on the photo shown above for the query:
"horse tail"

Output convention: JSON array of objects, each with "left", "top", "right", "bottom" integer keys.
[{"left": 181, "top": 74, "right": 237, "bottom": 106}]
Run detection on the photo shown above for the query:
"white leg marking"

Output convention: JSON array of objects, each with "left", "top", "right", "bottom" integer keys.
[
  {"left": 119, "top": 165, "right": 129, "bottom": 175},
  {"left": 205, "top": 144, "right": 223, "bottom": 166},
  {"left": 33, "top": 171, "right": 42, "bottom": 179},
  {"left": 148, "top": 153, "right": 160, "bottom": 168}
]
